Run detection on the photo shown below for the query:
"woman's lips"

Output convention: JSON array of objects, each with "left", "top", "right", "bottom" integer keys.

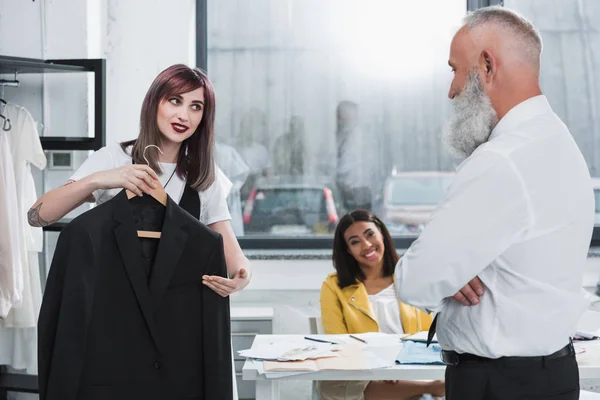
[
  {"left": 171, "top": 123, "right": 189, "bottom": 133},
  {"left": 363, "top": 248, "right": 378, "bottom": 260}
]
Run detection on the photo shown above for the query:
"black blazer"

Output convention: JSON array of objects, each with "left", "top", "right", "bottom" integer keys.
[{"left": 38, "top": 190, "right": 233, "bottom": 400}]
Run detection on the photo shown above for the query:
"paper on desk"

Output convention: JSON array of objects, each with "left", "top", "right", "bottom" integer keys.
[
  {"left": 400, "top": 331, "right": 437, "bottom": 344},
  {"left": 253, "top": 359, "right": 312, "bottom": 378},
  {"left": 263, "top": 344, "right": 394, "bottom": 372},
  {"left": 239, "top": 341, "right": 339, "bottom": 361}
]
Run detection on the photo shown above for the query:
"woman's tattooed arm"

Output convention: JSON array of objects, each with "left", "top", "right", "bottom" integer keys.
[{"left": 27, "top": 203, "right": 56, "bottom": 227}]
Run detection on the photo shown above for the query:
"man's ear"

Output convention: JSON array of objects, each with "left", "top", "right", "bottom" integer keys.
[{"left": 479, "top": 49, "right": 497, "bottom": 83}]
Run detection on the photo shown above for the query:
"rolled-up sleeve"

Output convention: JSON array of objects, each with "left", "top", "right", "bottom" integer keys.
[{"left": 394, "top": 151, "right": 532, "bottom": 312}]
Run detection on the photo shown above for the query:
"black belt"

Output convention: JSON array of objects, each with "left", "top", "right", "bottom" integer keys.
[{"left": 441, "top": 342, "right": 575, "bottom": 366}]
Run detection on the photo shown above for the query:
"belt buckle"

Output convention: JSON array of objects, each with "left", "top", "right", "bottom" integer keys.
[{"left": 442, "top": 351, "right": 459, "bottom": 366}]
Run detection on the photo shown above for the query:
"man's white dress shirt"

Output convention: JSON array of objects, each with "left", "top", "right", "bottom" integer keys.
[{"left": 395, "top": 96, "right": 595, "bottom": 358}]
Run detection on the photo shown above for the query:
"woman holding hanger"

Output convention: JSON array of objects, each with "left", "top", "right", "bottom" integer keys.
[
  {"left": 28, "top": 64, "right": 250, "bottom": 298},
  {"left": 30, "top": 64, "right": 248, "bottom": 398}
]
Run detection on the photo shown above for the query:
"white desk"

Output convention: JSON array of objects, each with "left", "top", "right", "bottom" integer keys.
[{"left": 242, "top": 335, "right": 600, "bottom": 400}]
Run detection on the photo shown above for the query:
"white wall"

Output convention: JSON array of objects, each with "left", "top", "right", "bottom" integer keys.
[{"left": 103, "top": 0, "right": 196, "bottom": 145}]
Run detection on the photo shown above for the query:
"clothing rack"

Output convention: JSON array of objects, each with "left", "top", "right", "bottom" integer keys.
[
  {"left": 0, "top": 55, "right": 106, "bottom": 399},
  {"left": 0, "top": 72, "right": 20, "bottom": 87},
  {"left": 0, "top": 55, "right": 106, "bottom": 150},
  {"left": 0, "top": 367, "right": 37, "bottom": 398}
]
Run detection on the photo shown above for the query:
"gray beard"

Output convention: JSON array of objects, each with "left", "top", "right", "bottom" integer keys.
[{"left": 443, "top": 72, "right": 498, "bottom": 160}]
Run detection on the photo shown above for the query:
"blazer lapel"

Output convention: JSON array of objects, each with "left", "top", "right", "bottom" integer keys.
[
  {"left": 112, "top": 191, "right": 161, "bottom": 350},
  {"left": 149, "top": 197, "right": 188, "bottom": 306},
  {"left": 342, "top": 283, "right": 376, "bottom": 322}
]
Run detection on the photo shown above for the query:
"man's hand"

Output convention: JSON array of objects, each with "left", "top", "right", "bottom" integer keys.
[
  {"left": 452, "top": 276, "right": 484, "bottom": 306},
  {"left": 202, "top": 268, "right": 249, "bottom": 297}
]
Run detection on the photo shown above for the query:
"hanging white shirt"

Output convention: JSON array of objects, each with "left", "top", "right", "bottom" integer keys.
[
  {"left": 0, "top": 130, "right": 23, "bottom": 318},
  {"left": 0, "top": 104, "right": 46, "bottom": 375},
  {"left": 70, "top": 142, "right": 233, "bottom": 226},
  {"left": 3, "top": 103, "right": 46, "bottom": 328},
  {"left": 368, "top": 284, "right": 404, "bottom": 335},
  {"left": 395, "top": 96, "right": 595, "bottom": 358}
]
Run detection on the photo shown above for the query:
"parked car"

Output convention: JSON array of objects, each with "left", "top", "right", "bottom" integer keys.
[
  {"left": 381, "top": 171, "right": 455, "bottom": 235},
  {"left": 242, "top": 178, "right": 340, "bottom": 235}
]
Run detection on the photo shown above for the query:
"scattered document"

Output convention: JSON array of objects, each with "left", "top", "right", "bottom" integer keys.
[
  {"left": 262, "top": 344, "right": 395, "bottom": 372},
  {"left": 238, "top": 340, "right": 339, "bottom": 361},
  {"left": 400, "top": 331, "right": 437, "bottom": 344}
]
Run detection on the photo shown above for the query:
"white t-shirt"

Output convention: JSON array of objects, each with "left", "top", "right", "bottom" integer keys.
[
  {"left": 368, "top": 284, "right": 404, "bottom": 335},
  {"left": 70, "top": 142, "right": 233, "bottom": 226}
]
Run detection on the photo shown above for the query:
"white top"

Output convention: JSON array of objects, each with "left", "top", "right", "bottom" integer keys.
[
  {"left": 6, "top": 104, "right": 46, "bottom": 252},
  {"left": 395, "top": 96, "right": 595, "bottom": 358},
  {"left": 368, "top": 284, "right": 404, "bottom": 335},
  {"left": 336, "top": 128, "right": 375, "bottom": 190},
  {"left": 0, "top": 104, "right": 45, "bottom": 374},
  {"left": 3, "top": 104, "right": 45, "bottom": 328},
  {"left": 238, "top": 142, "right": 270, "bottom": 174},
  {"left": 0, "top": 130, "right": 23, "bottom": 318},
  {"left": 215, "top": 142, "right": 249, "bottom": 236},
  {"left": 70, "top": 142, "right": 233, "bottom": 226}
]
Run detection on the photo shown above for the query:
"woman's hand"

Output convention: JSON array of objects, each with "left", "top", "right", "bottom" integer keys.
[
  {"left": 202, "top": 268, "right": 249, "bottom": 297},
  {"left": 92, "top": 164, "right": 159, "bottom": 196}
]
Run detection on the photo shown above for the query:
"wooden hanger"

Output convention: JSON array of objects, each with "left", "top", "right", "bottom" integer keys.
[{"left": 126, "top": 144, "right": 168, "bottom": 239}]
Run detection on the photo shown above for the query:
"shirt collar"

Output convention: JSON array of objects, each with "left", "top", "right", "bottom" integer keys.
[{"left": 489, "top": 95, "right": 552, "bottom": 140}]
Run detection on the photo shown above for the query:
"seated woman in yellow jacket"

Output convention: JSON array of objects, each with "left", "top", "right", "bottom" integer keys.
[{"left": 317, "top": 210, "right": 445, "bottom": 400}]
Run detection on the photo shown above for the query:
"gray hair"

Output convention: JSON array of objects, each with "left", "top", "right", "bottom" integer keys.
[{"left": 464, "top": 6, "right": 542, "bottom": 68}]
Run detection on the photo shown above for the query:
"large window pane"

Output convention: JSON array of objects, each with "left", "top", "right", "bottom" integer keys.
[
  {"left": 208, "top": 0, "right": 465, "bottom": 236},
  {"left": 505, "top": 0, "right": 600, "bottom": 226}
]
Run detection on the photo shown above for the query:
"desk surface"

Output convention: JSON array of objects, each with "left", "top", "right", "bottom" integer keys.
[{"left": 242, "top": 334, "right": 600, "bottom": 381}]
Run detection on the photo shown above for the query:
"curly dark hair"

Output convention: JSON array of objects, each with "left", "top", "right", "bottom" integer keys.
[{"left": 332, "top": 209, "right": 399, "bottom": 289}]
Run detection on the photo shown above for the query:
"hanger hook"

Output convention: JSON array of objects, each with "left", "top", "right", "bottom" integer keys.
[{"left": 142, "top": 144, "right": 164, "bottom": 165}]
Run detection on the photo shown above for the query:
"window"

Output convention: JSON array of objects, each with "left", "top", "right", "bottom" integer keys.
[
  {"left": 204, "top": 1, "right": 600, "bottom": 245},
  {"left": 207, "top": 0, "right": 465, "bottom": 238},
  {"left": 386, "top": 174, "right": 454, "bottom": 207},
  {"left": 504, "top": 0, "right": 600, "bottom": 229}
]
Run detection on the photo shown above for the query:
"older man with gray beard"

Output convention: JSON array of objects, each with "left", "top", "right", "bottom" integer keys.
[{"left": 394, "top": 6, "right": 595, "bottom": 400}]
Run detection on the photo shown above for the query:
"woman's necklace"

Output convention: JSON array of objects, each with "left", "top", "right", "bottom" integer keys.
[{"left": 163, "top": 166, "right": 177, "bottom": 189}]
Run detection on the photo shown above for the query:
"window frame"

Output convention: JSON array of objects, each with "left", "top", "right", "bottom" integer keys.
[{"left": 196, "top": 0, "right": 600, "bottom": 251}]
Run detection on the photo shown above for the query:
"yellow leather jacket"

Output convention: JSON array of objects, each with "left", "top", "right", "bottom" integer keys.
[{"left": 320, "top": 273, "right": 433, "bottom": 335}]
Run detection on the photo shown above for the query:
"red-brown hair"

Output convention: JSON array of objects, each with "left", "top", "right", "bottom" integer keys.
[{"left": 122, "top": 64, "right": 216, "bottom": 191}]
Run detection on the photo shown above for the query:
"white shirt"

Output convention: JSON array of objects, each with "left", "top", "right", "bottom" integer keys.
[
  {"left": 70, "top": 143, "right": 233, "bottom": 226},
  {"left": 336, "top": 128, "right": 373, "bottom": 190},
  {"left": 215, "top": 142, "right": 249, "bottom": 236},
  {"left": 0, "top": 104, "right": 46, "bottom": 374},
  {"left": 368, "top": 284, "right": 404, "bottom": 335},
  {"left": 395, "top": 96, "right": 595, "bottom": 358},
  {"left": 3, "top": 104, "right": 46, "bottom": 328},
  {"left": 0, "top": 130, "right": 23, "bottom": 318},
  {"left": 238, "top": 142, "right": 270, "bottom": 174},
  {"left": 6, "top": 104, "right": 46, "bottom": 253}
]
